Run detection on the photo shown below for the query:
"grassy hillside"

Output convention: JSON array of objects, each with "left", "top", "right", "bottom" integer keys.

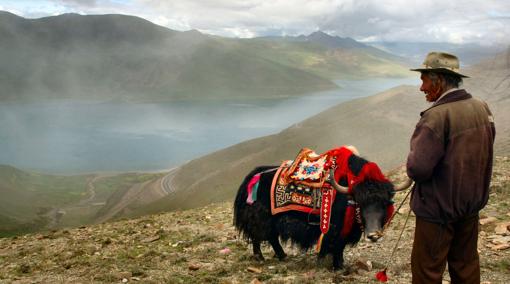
[
  {"left": 0, "top": 11, "right": 411, "bottom": 102},
  {"left": 0, "top": 158, "right": 508, "bottom": 283},
  {"left": 0, "top": 165, "right": 90, "bottom": 236},
  {"left": 464, "top": 47, "right": 510, "bottom": 155},
  {"left": 0, "top": 165, "right": 163, "bottom": 236}
]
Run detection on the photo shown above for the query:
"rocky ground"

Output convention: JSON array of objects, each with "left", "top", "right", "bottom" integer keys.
[{"left": 0, "top": 157, "right": 509, "bottom": 283}]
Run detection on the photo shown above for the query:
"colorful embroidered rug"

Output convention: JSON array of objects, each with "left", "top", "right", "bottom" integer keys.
[
  {"left": 270, "top": 159, "right": 337, "bottom": 233},
  {"left": 283, "top": 148, "right": 329, "bottom": 187},
  {"left": 270, "top": 147, "right": 353, "bottom": 215}
]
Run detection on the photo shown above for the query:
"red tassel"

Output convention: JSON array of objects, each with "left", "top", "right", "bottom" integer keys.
[{"left": 375, "top": 269, "right": 388, "bottom": 282}]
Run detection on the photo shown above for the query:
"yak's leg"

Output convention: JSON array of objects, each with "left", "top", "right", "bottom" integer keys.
[
  {"left": 317, "top": 234, "right": 346, "bottom": 270},
  {"left": 252, "top": 239, "right": 264, "bottom": 261},
  {"left": 268, "top": 234, "right": 286, "bottom": 260},
  {"left": 317, "top": 234, "right": 330, "bottom": 267},
  {"left": 332, "top": 242, "right": 346, "bottom": 270}
]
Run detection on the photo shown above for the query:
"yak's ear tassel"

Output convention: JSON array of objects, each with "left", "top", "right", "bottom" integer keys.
[{"left": 316, "top": 233, "right": 325, "bottom": 253}]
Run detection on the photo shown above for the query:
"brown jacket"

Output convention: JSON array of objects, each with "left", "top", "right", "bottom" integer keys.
[{"left": 407, "top": 89, "right": 495, "bottom": 223}]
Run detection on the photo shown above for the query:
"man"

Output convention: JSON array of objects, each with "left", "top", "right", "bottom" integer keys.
[{"left": 406, "top": 52, "right": 495, "bottom": 283}]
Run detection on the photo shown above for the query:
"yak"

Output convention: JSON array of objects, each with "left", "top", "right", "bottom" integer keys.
[{"left": 233, "top": 151, "right": 411, "bottom": 269}]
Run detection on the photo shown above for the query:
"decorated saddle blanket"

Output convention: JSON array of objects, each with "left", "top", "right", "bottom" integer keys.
[
  {"left": 270, "top": 159, "right": 337, "bottom": 233},
  {"left": 268, "top": 146, "right": 357, "bottom": 233}
]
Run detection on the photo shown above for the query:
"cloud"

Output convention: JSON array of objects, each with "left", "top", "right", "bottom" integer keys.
[
  {"left": 57, "top": 0, "right": 98, "bottom": 7},
  {"left": 3, "top": 0, "right": 510, "bottom": 45},
  {"left": 134, "top": 0, "right": 510, "bottom": 45}
]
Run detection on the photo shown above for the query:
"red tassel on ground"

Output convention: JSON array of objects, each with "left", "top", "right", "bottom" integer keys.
[{"left": 375, "top": 269, "right": 388, "bottom": 282}]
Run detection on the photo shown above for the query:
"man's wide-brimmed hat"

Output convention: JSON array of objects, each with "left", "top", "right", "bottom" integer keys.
[{"left": 411, "top": 51, "right": 469, "bottom": 78}]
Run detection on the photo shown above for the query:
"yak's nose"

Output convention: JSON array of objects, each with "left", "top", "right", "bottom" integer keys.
[{"left": 366, "top": 232, "right": 382, "bottom": 242}]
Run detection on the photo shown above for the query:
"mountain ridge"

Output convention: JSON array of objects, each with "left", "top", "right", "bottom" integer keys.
[{"left": 0, "top": 11, "right": 410, "bottom": 102}]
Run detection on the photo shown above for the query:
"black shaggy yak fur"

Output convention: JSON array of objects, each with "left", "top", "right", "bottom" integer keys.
[{"left": 233, "top": 154, "right": 395, "bottom": 269}]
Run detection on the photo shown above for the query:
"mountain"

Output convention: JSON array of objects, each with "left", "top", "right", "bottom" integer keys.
[
  {"left": 126, "top": 48, "right": 510, "bottom": 214},
  {"left": 300, "top": 31, "right": 369, "bottom": 49},
  {"left": 0, "top": 12, "right": 335, "bottom": 102},
  {"left": 370, "top": 41, "right": 506, "bottom": 66},
  {"left": 251, "top": 31, "right": 409, "bottom": 79},
  {"left": 0, "top": 12, "right": 410, "bottom": 102}
]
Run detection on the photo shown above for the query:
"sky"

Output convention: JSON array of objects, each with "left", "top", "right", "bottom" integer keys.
[{"left": 1, "top": 0, "right": 509, "bottom": 45}]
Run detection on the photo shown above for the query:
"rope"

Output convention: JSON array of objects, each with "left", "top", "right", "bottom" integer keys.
[
  {"left": 376, "top": 185, "right": 414, "bottom": 280},
  {"left": 258, "top": 165, "right": 286, "bottom": 175},
  {"left": 388, "top": 201, "right": 412, "bottom": 261},
  {"left": 381, "top": 186, "right": 413, "bottom": 234}
]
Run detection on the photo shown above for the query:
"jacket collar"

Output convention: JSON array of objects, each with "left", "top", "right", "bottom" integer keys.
[{"left": 420, "top": 89, "right": 472, "bottom": 116}]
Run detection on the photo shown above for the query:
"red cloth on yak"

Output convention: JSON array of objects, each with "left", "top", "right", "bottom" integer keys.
[
  {"left": 340, "top": 204, "right": 356, "bottom": 238},
  {"left": 326, "top": 147, "right": 390, "bottom": 193}
]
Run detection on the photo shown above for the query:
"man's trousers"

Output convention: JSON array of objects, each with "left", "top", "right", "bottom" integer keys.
[{"left": 411, "top": 214, "right": 480, "bottom": 284}]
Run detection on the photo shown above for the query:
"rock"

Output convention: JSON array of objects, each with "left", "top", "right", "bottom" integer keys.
[
  {"left": 398, "top": 207, "right": 410, "bottom": 214},
  {"left": 479, "top": 217, "right": 498, "bottom": 225},
  {"left": 118, "top": 271, "right": 132, "bottom": 279},
  {"left": 122, "top": 278, "right": 128, "bottom": 283},
  {"left": 490, "top": 236, "right": 510, "bottom": 245},
  {"left": 247, "top": 266, "right": 262, "bottom": 273},
  {"left": 219, "top": 247, "right": 231, "bottom": 255},
  {"left": 355, "top": 258, "right": 372, "bottom": 271},
  {"left": 142, "top": 235, "right": 160, "bottom": 243},
  {"left": 491, "top": 244, "right": 510, "bottom": 251},
  {"left": 188, "top": 264, "right": 200, "bottom": 271},
  {"left": 495, "top": 222, "right": 510, "bottom": 235}
]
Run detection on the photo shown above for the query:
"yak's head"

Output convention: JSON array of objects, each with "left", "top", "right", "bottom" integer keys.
[
  {"left": 328, "top": 154, "right": 412, "bottom": 242},
  {"left": 351, "top": 180, "right": 395, "bottom": 242}
]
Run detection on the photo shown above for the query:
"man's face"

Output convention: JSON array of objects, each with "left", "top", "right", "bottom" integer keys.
[{"left": 420, "top": 73, "right": 442, "bottom": 102}]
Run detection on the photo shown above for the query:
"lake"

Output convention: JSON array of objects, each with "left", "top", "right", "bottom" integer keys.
[{"left": 0, "top": 77, "right": 419, "bottom": 174}]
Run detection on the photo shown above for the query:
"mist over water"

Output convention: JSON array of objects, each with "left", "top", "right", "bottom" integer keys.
[{"left": 0, "top": 77, "right": 418, "bottom": 174}]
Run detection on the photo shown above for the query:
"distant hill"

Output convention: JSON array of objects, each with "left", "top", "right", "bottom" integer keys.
[
  {"left": 370, "top": 41, "right": 506, "bottom": 66},
  {"left": 247, "top": 31, "right": 409, "bottom": 79},
  {"left": 128, "top": 48, "right": 510, "bottom": 214},
  {"left": 0, "top": 11, "right": 410, "bottom": 102}
]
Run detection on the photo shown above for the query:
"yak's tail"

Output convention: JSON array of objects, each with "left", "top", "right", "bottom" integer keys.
[{"left": 233, "top": 166, "right": 275, "bottom": 236}]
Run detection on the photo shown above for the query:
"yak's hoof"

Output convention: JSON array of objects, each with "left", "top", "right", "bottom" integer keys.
[
  {"left": 253, "top": 254, "right": 265, "bottom": 261},
  {"left": 274, "top": 252, "right": 287, "bottom": 261}
]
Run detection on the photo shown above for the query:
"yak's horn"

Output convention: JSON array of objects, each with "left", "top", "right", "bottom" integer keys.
[
  {"left": 393, "top": 176, "right": 413, "bottom": 192},
  {"left": 328, "top": 169, "right": 349, "bottom": 194}
]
